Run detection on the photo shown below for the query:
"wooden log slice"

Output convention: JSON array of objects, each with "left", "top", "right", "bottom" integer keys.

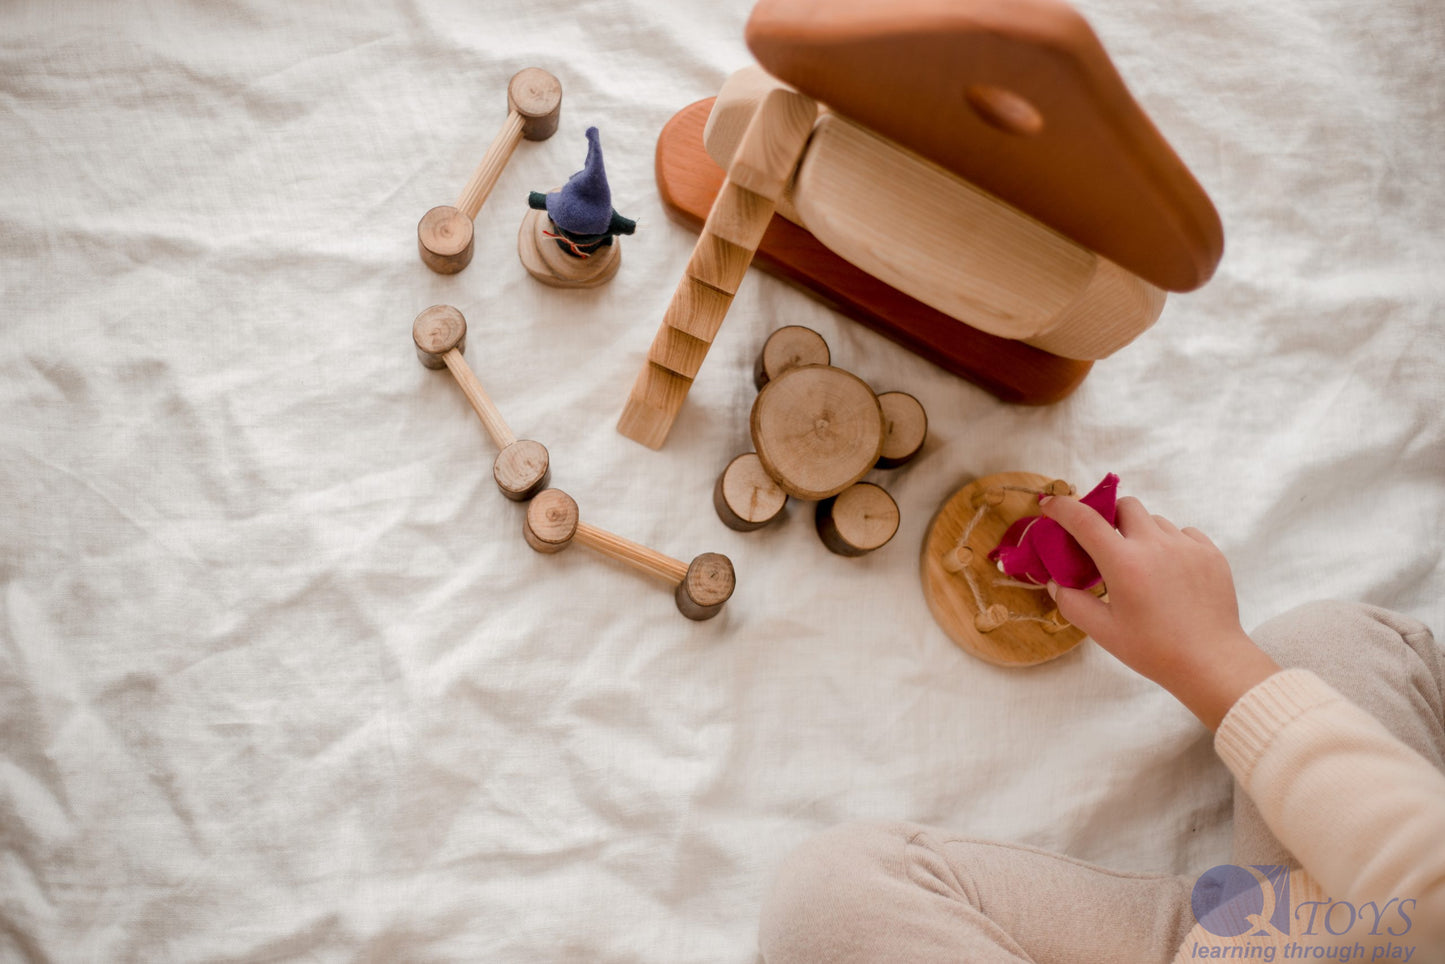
[
  {"left": 493, "top": 439, "right": 551, "bottom": 502},
  {"left": 417, "top": 205, "right": 475, "bottom": 275},
  {"left": 507, "top": 67, "right": 564, "bottom": 140},
  {"left": 675, "top": 552, "right": 736, "bottom": 620},
  {"left": 523, "top": 488, "right": 579, "bottom": 552},
  {"left": 750, "top": 364, "right": 883, "bottom": 501},
  {"left": 518, "top": 207, "right": 622, "bottom": 289},
  {"left": 412, "top": 304, "right": 467, "bottom": 369},
  {"left": 754, "top": 325, "right": 830, "bottom": 390},
  {"left": 815, "top": 482, "right": 899, "bottom": 556},
  {"left": 920, "top": 471, "right": 1085, "bottom": 667},
  {"left": 713, "top": 452, "right": 788, "bottom": 531},
  {"left": 876, "top": 391, "right": 927, "bottom": 468}
]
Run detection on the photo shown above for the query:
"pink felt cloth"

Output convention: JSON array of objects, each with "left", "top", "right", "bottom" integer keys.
[{"left": 988, "top": 474, "right": 1120, "bottom": 589}]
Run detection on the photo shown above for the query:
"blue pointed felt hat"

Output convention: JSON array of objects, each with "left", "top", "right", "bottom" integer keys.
[{"left": 546, "top": 127, "right": 613, "bottom": 236}]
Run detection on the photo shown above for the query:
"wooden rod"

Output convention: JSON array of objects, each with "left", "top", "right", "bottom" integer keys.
[
  {"left": 456, "top": 111, "right": 525, "bottom": 221},
  {"left": 442, "top": 348, "right": 516, "bottom": 449},
  {"left": 573, "top": 521, "right": 690, "bottom": 585}
]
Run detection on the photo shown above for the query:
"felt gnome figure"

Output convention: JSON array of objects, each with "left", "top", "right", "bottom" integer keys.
[{"left": 519, "top": 126, "right": 637, "bottom": 288}]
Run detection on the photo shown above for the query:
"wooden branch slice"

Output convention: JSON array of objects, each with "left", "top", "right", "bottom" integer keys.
[
  {"left": 875, "top": 391, "right": 928, "bottom": 468},
  {"left": 675, "top": 552, "right": 736, "bottom": 620},
  {"left": 493, "top": 439, "right": 551, "bottom": 502},
  {"left": 417, "top": 206, "right": 475, "bottom": 274},
  {"left": 412, "top": 304, "right": 467, "bottom": 369},
  {"left": 750, "top": 364, "right": 884, "bottom": 501},
  {"left": 713, "top": 453, "right": 788, "bottom": 531},
  {"left": 754, "top": 325, "right": 830, "bottom": 390},
  {"left": 920, "top": 471, "right": 1085, "bottom": 667},
  {"left": 524, "top": 488, "right": 579, "bottom": 553},
  {"left": 815, "top": 482, "right": 899, "bottom": 556},
  {"left": 507, "top": 67, "right": 563, "bottom": 140},
  {"left": 517, "top": 208, "right": 622, "bottom": 288}
]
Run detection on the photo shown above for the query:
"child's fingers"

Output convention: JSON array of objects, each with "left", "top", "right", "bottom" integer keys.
[
  {"left": 1115, "top": 496, "right": 1155, "bottom": 537},
  {"left": 1040, "top": 494, "right": 1121, "bottom": 561},
  {"left": 1182, "top": 526, "right": 1216, "bottom": 547},
  {"left": 1152, "top": 514, "right": 1180, "bottom": 535},
  {"left": 1048, "top": 581, "right": 1113, "bottom": 641}
]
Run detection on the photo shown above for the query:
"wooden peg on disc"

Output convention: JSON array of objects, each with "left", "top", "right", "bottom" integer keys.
[
  {"left": 750, "top": 364, "right": 884, "bottom": 501},
  {"left": 815, "top": 482, "right": 899, "bottom": 556},
  {"left": 523, "top": 489, "right": 736, "bottom": 620},
  {"left": 417, "top": 68, "right": 563, "bottom": 274},
  {"left": 412, "top": 305, "right": 551, "bottom": 501},
  {"left": 713, "top": 452, "right": 788, "bottom": 531},
  {"left": 754, "top": 325, "right": 830, "bottom": 390},
  {"left": 875, "top": 391, "right": 927, "bottom": 468}
]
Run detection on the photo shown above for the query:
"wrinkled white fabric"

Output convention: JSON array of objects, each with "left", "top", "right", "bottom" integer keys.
[{"left": 1, "top": 0, "right": 1441, "bottom": 960}]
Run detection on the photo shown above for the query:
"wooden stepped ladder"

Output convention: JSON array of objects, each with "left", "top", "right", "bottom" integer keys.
[{"left": 617, "top": 86, "right": 817, "bottom": 449}]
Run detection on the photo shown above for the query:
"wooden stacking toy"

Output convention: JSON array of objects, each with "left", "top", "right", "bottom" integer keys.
[
  {"left": 524, "top": 489, "right": 736, "bottom": 620},
  {"left": 621, "top": 0, "right": 1223, "bottom": 448},
  {"left": 921, "top": 472, "right": 1088, "bottom": 666},
  {"left": 417, "top": 68, "right": 563, "bottom": 274},
  {"left": 713, "top": 326, "right": 923, "bottom": 557}
]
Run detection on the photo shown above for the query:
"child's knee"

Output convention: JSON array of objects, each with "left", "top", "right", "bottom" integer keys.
[{"left": 1251, "top": 600, "right": 1437, "bottom": 679}]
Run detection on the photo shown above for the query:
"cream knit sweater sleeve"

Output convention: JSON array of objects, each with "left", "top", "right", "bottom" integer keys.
[{"left": 1213, "top": 668, "right": 1445, "bottom": 946}]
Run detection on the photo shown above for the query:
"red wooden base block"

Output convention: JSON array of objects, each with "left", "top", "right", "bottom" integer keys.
[{"left": 655, "top": 98, "right": 1092, "bottom": 405}]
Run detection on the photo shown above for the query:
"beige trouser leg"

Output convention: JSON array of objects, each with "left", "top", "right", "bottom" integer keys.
[{"left": 1230, "top": 600, "right": 1444, "bottom": 865}]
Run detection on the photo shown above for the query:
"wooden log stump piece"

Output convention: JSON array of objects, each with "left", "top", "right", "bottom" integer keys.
[
  {"left": 815, "top": 482, "right": 899, "bottom": 556},
  {"left": 921, "top": 471, "right": 1086, "bottom": 667},
  {"left": 508, "top": 67, "right": 564, "bottom": 140},
  {"left": 875, "top": 391, "right": 928, "bottom": 468},
  {"left": 518, "top": 206, "right": 622, "bottom": 288},
  {"left": 412, "top": 304, "right": 467, "bottom": 368},
  {"left": 524, "top": 488, "right": 579, "bottom": 553},
  {"left": 493, "top": 439, "right": 551, "bottom": 502},
  {"left": 713, "top": 452, "right": 788, "bottom": 531},
  {"left": 417, "top": 205, "right": 476, "bottom": 275},
  {"left": 754, "top": 325, "right": 830, "bottom": 390},
  {"left": 750, "top": 364, "right": 884, "bottom": 501},
  {"left": 675, "top": 552, "right": 736, "bottom": 620}
]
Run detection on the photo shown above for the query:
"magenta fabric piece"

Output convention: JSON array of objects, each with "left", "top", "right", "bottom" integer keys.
[{"left": 987, "top": 474, "right": 1120, "bottom": 589}]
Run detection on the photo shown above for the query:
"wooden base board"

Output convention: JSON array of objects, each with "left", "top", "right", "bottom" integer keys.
[
  {"left": 656, "top": 98, "right": 1093, "bottom": 406},
  {"left": 518, "top": 208, "right": 622, "bottom": 289},
  {"left": 921, "top": 471, "right": 1086, "bottom": 666}
]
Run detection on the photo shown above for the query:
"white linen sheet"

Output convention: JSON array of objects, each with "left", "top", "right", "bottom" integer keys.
[{"left": 2, "top": 0, "right": 1441, "bottom": 960}]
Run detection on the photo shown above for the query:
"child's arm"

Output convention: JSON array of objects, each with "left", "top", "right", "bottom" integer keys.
[{"left": 1038, "top": 493, "right": 1280, "bottom": 730}]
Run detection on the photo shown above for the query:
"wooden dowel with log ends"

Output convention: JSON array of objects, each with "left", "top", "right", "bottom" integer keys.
[
  {"left": 875, "top": 392, "right": 928, "bottom": 469},
  {"left": 815, "top": 482, "right": 900, "bottom": 557},
  {"left": 713, "top": 452, "right": 787, "bottom": 531},
  {"left": 754, "top": 325, "right": 830, "bottom": 390},
  {"left": 412, "top": 305, "right": 551, "bottom": 501},
  {"left": 417, "top": 67, "right": 563, "bottom": 275},
  {"left": 523, "top": 489, "right": 736, "bottom": 620}
]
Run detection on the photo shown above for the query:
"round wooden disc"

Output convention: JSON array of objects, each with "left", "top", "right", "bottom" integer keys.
[
  {"left": 876, "top": 391, "right": 928, "bottom": 468},
  {"left": 750, "top": 365, "right": 884, "bottom": 501},
  {"left": 524, "top": 488, "right": 578, "bottom": 552},
  {"left": 920, "top": 471, "right": 1085, "bottom": 667},
  {"left": 412, "top": 304, "right": 467, "bottom": 362},
  {"left": 507, "top": 68, "right": 563, "bottom": 140},
  {"left": 494, "top": 439, "right": 551, "bottom": 502},
  {"left": 518, "top": 208, "right": 621, "bottom": 289},
  {"left": 816, "top": 482, "right": 899, "bottom": 556},
  {"left": 754, "top": 325, "right": 830, "bottom": 390},
  {"left": 675, "top": 552, "right": 736, "bottom": 620},
  {"left": 713, "top": 452, "right": 787, "bottom": 531},
  {"left": 417, "top": 205, "right": 475, "bottom": 274}
]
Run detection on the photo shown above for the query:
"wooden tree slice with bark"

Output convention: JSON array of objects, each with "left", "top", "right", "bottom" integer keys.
[
  {"left": 750, "top": 364, "right": 884, "bottom": 500},
  {"left": 675, "top": 552, "right": 737, "bottom": 620},
  {"left": 754, "top": 325, "right": 831, "bottom": 389},
  {"left": 713, "top": 452, "right": 788, "bottom": 531},
  {"left": 815, "top": 482, "right": 899, "bottom": 556},
  {"left": 876, "top": 391, "right": 927, "bottom": 468},
  {"left": 921, "top": 471, "right": 1085, "bottom": 666}
]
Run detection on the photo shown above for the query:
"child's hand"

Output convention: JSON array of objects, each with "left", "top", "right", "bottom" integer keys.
[{"left": 1039, "top": 494, "right": 1280, "bottom": 729}]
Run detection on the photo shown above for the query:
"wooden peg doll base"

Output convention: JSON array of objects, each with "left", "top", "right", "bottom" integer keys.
[
  {"left": 921, "top": 471, "right": 1085, "bottom": 667},
  {"left": 518, "top": 208, "right": 622, "bottom": 288}
]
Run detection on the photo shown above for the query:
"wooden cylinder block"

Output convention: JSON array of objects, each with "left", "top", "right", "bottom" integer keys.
[
  {"left": 754, "top": 325, "right": 830, "bottom": 390},
  {"left": 875, "top": 391, "right": 927, "bottom": 468},
  {"left": 417, "top": 205, "right": 476, "bottom": 275},
  {"left": 412, "top": 304, "right": 467, "bottom": 368},
  {"left": 524, "top": 488, "right": 579, "bottom": 553},
  {"left": 750, "top": 364, "right": 883, "bottom": 501},
  {"left": 493, "top": 439, "right": 551, "bottom": 502},
  {"left": 815, "top": 482, "right": 899, "bottom": 556},
  {"left": 508, "top": 67, "right": 564, "bottom": 141},
  {"left": 713, "top": 453, "right": 787, "bottom": 531},
  {"left": 675, "top": 552, "right": 736, "bottom": 621}
]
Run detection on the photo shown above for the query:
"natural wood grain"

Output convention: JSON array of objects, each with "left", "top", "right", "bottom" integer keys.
[
  {"left": 618, "top": 364, "right": 695, "bottom": 451},
  {"left": 1024, "top": 256, "right": 1167, "bottom": 359},
  {"left": 745, "top": 0, "right": 1224, "bottom": 292},
  {"left": 727, "top": 86, "right": 816, "bottom": 200},
  {"left": 441, "top": 349, "right": 515, "bottom": 450},
  {"left": 416, "top": 205, "right": 475, "bottom": 275},
  {"left": 507, "top": 67, "right": 564, "bottom": 140},
  {"left": 412, "top": 303, "right": 467, "bottom": 368},
  {"left": 661, "top": 277, "right": 734, "bottom": 343},
  {"left": 493, "top": 439, "right": 550, "bottom": 502},
  {"left": 701, "top": 182, "right": 774, "bottom": 251},
  {"left": 655, "top": 98, "right": 1093, "bottom": 405},
  {"left": 457, "top": 112, "right": 525, "bottom": 220},
  {"left": 524, "top": 488, "right": 579, "bottom": 553},
  {"left": 574, "top": 521, "right": 691, "bottom": 585},
  {"left": 517, "top": 208, "right": 622, "bottom": 288},
  {"left": 750, "top": 364, "right": 883, "bottom": 501},
  {"left": 646, "top": 322, "right": 712, "bottom": 379},
  {"left": 675, "top": 553, "right": 737, "bottom": 621},
  {"left": 713, "top": 452, "right": 788, "bottom": 531},
  {"left": 685, "top": 233, "right": 754, "bottom": 296},
  {"left": 875, "top": 391, "right": 927, "bottom": 468},
  {"left": 921, "top": 471, "right": 1085, "bottom": 667},
  {"left": 754, "top": 325, "right": 830, "bottom": 390},
  {"left": 815, "top": 482, "right": 899, "bottom": 556}
]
